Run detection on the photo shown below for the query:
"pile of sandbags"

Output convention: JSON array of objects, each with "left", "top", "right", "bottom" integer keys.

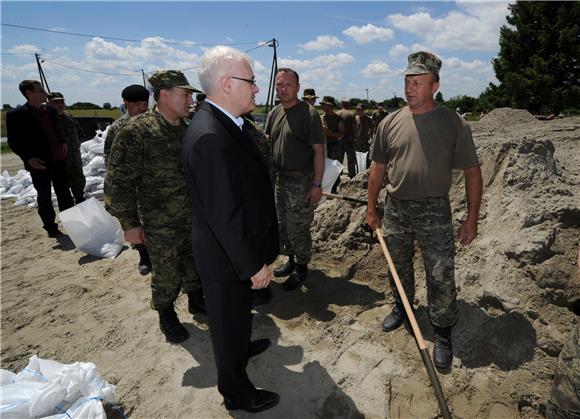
[
  {"left": 0, "top": 355, "right": 116, "bottom": 418},
  {"left": 0, "top": 127, "right": 109, "bottom": 206}
]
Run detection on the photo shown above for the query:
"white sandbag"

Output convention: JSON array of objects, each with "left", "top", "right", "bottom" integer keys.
[
  {"left": 0, "top": 355, "right": 116, "bottom": 419},
  {"left": 14, "top": 184, "right": 37, "bottom": 207},
  {"left": 58, "top": 197, "right": 124, "bottom": 258},
  {"left": 83, "top": 156, "right": 105, "bottom": 177},
  {"left": 319, "top": 158, "right": 344, "bottom": 205},
  {"left": 355, "top": 151, "right": 368, "bottom": 173},
  {"left": 0, "top": 370, "right": 16, "bottom": 386}
]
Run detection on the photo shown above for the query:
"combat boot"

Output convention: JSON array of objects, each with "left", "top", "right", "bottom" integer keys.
[
  {"left": 158, "top": 305, "right": 189, "bottom": 344},
  {"left": 382, "top": 303, "right": 406, "bottom": 332},
  {"left": 188, "top": 290, "right": 206, "bottom": 315},
  {"left": 433, "top": 326, "right": 453, "bottom": 372},
  {"left": 282, "top": 263, "right": 308, "bottom": 291},
  {"left": 135, "top": 245, "right": 151, "bottom": 276},
  {"left": 273, "top": 255, "right": 295, "bottom": 277}
]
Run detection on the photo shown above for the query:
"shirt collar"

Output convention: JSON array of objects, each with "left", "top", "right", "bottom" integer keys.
[{"left": 205, "top": 99, "right": 244, "bottom": 130}]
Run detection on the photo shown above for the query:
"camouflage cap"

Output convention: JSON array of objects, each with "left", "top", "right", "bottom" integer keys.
[
  {"left": 148, "top": 70, "right": 201, "bottom": 93},
  {"left": 47, "top": 92, "right": 64, "bottom": 101},
  {"left": 302, "top": 88, "right": 318, "bottom": 99},
  {"left": 404, "top": 51, "right": 442, "bottom": 77},
  {"left": 320, "top": 96, "right": 336, "bottom": 106}
]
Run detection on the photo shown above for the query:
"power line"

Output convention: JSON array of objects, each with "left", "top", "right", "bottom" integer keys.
[
  {"left": 43, "top": 58, "right": 141, "bottom": 76},
  {"left": 2, "top": 23, "right": 266, "bottom": 48}
]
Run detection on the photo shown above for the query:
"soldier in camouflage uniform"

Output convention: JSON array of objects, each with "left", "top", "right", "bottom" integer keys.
[
  {"left": 48, "top": 92, "right": 86, "bottom": 204},
  {"left": 547, "top": 324, "right": 580, "bottom": 418},
  {"left": 104, "top": 84, "right": 151, "bottom": 276},
  {"left": 103, "top": 84, "right": 149, "bottom": 163},
  {"left": 367, "top": 51, "right": 483, "bottom": 372},
  {"left": 301, "top": 88, "right": 318, "bottom": 107},
  {"left": 265, "top": 68, "right": 325, "bottom": 291},
  {"left": 104, "top": 70, "right": 204, "bottom": 344}
]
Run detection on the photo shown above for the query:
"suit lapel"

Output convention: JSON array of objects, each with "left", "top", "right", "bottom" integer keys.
[{"left": 203, "top": 102, "right": 263, "bottom": 162}]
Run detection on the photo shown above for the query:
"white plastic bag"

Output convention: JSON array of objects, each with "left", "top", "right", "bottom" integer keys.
[
  {"left": 319, "top": 158, "right": 344, "bottom": 205},
  {"left": 58, "top": 197, "right": 124, "bottom": 258},
  {"left": 355, "top": 151, "right": 368, "bottom": 173},
  {"left": 0, "top": 355, "right": 115, "bottom": 419}
]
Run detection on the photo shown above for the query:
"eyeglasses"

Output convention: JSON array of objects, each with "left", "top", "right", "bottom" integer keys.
[{"left": 230, "top": 76, "right": 257, "bottom": 86}]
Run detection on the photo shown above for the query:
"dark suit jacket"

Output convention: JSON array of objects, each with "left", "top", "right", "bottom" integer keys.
[
  {"left": 182, "top": 101, "right": 279, "bottom": 282},
  {"left": 6, "top": 103, "right": 65, "bottom": 168}
]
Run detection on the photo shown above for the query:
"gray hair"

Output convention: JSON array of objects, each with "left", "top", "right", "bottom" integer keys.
[{"left": 198, "top": 46, "right": 252, "bottom": 96}]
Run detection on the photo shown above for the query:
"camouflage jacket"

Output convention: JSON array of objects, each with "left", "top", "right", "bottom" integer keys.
[
  {"left": 104, "top": 112, "right": 130, "bottom": 162},
  {"left": 104, "top": 109, "right": 192, "bottom": 232},
  {"left": 54, "top": 112, "right": 83, "bottom": 156},
  {"left": 244, "top": 117, "right": 274, "bottom": 182}
]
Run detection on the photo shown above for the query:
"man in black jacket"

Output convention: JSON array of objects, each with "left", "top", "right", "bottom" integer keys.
[
  {"left": 182, "top": 46, "right": 280, "bottom": 414},
  {"left": 7, "top": 80, "right": 74, "bottom": 237}
]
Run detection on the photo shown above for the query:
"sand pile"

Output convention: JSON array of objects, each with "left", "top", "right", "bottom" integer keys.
[{"left": 309, "top": 108, "right": 579, "bottom": 417}]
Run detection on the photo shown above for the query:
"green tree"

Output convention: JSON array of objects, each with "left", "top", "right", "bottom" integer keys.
[
  {"left": 435, "top": 92, "right": 444, "bottom": 104},
  {"left": 103, "top": 102, "right": 112, "bottom": 110},
  {"left": 2, "top": 104, "right": 12, "bottom": 110},
  {"left": 69, "top": 102, "right": 101, "bottom": 110},
  {"left": 491, "top": 1, "right": 580, "bottom": 114}
]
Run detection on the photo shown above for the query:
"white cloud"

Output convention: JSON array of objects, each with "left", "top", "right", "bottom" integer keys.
[
  {"left": 51, "top": 46, "right": 69, "bottom": 53},
  {"left": 299, "top": 35, "right": 344, "bottom": 51},
  {"left": 388, "top": 1, "right": 511, "bottom": 51},
  {"left": 438, "top": 56, "right": 497, "bottom": 98},
  {"left": 8, "top": 44, "right": 39, "bottom": 54},
  {"left": 278, "top": 53, "right": 354, "bottom": 93},
  {"left": 389, "top": 44, "right": 409, "bottom": 57},
  {"left": 361, "top": 61, "right": 393, "bottom": 78},
  {"left": 342, "top": 24, "right": 394, "bottom": 44}
]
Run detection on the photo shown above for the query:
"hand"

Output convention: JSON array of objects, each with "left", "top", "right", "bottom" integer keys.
[
  {"left": 458, "top": 218, "right": 478, "bottom": 245},
  {"left": 251, "top": 264, "right": 271, "bottom": 289},
  {"left": 124, "top": 227, "right": 146, "bottom": 244},
  {"left": 307, "top": 186, "right": 322, "bottom": 206},
  {"left": 366, "top": 208, "right": 381, "bottom": 231},
  {"left": 27, "top": 157, "right": 46, "bottom": 170}
]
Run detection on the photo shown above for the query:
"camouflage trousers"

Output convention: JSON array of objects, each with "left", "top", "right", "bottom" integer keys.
[
  {"left": 547, "top": 324, "right": 580, "bottom": 419},
  {"left": 382, "top": 195, "right": 458, "bottom": 327},
  {"left": 145, "top": 226, "right": 201, "bottom": 310},
  {"left": 67, "top": 150, "right": 86, "bottom": 202},
  {"left": 275, "top": 173, "right": 314, "bottom": 265}
]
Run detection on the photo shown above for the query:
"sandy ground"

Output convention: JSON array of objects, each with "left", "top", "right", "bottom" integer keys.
[{"left": 1, "top": 109, "right": 579, "bottom": 418}]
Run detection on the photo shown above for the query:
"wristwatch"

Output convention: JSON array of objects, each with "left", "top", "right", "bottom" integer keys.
[{"left": 312, "top": 182, "right": 322, "bottom": 188}]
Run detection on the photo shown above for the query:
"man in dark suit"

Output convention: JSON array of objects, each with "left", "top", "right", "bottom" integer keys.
[
  {"left": 182, "top": 46, "right": 280, "bottom": 413},
  {"left": 7, "top": 80, "right": 74, "bottom": 237}
]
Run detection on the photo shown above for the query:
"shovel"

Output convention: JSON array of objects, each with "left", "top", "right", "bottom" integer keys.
[{"left": 375, "top": 227, "right": 452, "bottom": 419}]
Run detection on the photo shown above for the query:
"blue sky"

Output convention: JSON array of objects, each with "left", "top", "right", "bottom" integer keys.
[{"left": 2, "top": 1, "right": 513, "bottom": 107}]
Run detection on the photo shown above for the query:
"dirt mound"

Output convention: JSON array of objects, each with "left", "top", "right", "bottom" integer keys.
[
  {"left": 475, "top": 107, "right": 540, "bottom": 133},
  {"left": 310, "top": 112, "right": 580, "bottom": 417}
]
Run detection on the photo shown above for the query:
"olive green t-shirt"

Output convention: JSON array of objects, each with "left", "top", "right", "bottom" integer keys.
[
  {"left": 266, "top": 100, "right": 324, "bottom": 175},
  {"left": 370, "top": 105, "right": 479, "bottom": 200}
]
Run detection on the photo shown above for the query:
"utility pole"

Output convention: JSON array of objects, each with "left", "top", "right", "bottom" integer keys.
[
  {"left": 35, "top": 53, "right": 51, "bottom": 92},
  {"left": 264, "top": 38, "right": 279, "bottom": 118},
  {"left": 365, "top": 88, "right": 369, "bottom": 100}
]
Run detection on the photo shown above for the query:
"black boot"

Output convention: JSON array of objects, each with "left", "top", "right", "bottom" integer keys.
[
  {"left": 273, "top": 255, "right": 295, "bottom": 277},
  {"left": 382, "top": 303, "right": 406, "bottom": 332},
  {"left": 282, "top": 263, "right": 308, "bottom": 291},
  {"left": 188, "top": 290, "right": 206, "bottom": 315},
  {"left": 135, "top": 245, "right": 151, "bottom": 276},
  {"left": 158, "top": 305, "right": 189, "bottom": 343},
  {"left": 433, "top": 326, "right": 453, "bottom": 372}
]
